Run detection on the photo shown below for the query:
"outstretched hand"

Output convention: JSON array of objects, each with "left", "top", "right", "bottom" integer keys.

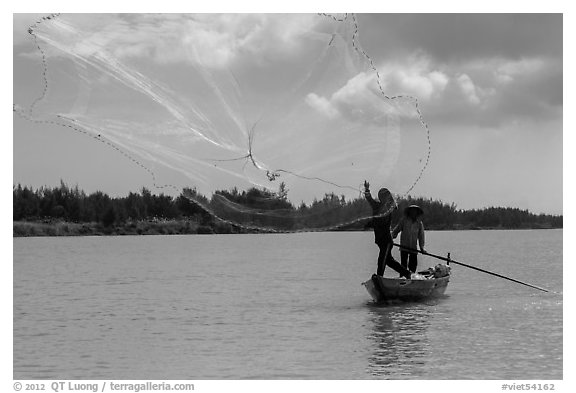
[{"left": 364, "top": 180, "right": 370, "bottom": 192}]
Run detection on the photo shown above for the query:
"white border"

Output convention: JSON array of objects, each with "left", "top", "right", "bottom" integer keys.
[{"left": 5, "top": 2, "right": 572, "bottom": 392}]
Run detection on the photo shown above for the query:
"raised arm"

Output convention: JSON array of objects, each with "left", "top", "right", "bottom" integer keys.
[{"left": 363, "top": 180, "right": 378, "bottom": 209}]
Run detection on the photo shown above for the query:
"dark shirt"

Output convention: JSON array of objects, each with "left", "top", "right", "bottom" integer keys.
[{"left": 365, "top": 193, "right": 394, "bottom": 245}]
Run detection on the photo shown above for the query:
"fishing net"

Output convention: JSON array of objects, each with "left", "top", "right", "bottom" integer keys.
[{"left": 14, "top": 13, "right": 431, "bottom": 232}]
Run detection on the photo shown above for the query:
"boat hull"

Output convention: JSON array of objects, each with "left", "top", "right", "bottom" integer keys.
[{"left": 362, "top": 274, "right": 450, "bottom": 303}]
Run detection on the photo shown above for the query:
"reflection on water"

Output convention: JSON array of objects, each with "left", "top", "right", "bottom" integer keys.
[{"left": 366, "top": 303, "right": 433, "bottom": 378}]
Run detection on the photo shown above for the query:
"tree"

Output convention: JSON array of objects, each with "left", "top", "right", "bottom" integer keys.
[
  {"left": 278, "top": 182, "right": 289, "bottom": 201},
  {"left": 101, "top": 206, "right": 116, "bottom": 227}
]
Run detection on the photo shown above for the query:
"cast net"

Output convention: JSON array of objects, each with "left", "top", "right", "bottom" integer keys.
[{"left": 14, "top": 13, "right": 431, "bottom": 232}]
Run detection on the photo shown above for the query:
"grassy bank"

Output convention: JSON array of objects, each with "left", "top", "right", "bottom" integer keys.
[
  {"left": 12, "top": 219, "right": 243, "bottom": 237},
  {"left": 13, "top": 219, "right": 561, "bottom": 237}
]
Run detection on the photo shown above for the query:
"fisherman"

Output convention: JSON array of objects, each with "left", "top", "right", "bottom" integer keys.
[
  {"left": 392, "top": 205, "right": 426, "bottom": 273},
  {"left": 364, "top": 181, "right": 412, "bottom": 279}
]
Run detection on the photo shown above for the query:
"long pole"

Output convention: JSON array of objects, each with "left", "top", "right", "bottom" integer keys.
[{"left": 393, "top": 243, "right": 549, "bottom": 293}]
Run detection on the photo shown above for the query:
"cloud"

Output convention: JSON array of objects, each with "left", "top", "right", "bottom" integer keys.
[
  {"left": 493, "top": 58, "right": 547, "bottom": 84},
  {"left": 17, "top": 14, "right": 562, "bottom": 130},
  {"left": 305, "top": 46, "right": 561, "bottom": 129},
  {"left": 380, "top": 54, "right": 449, "bottom": 101},
  {"left": 305, "top": 93, "right": 339, "bottom": 119},
  {"left": 305, "top": 71, "right": 399, "bottom": 125},
  {"left": 351, "top": 14, "right": 561, "bottom": 127},
  {"left": 306, "top": 53, "right": 450, "bottom": 123},
  {"left": 36, "top": 14, "right": 320, "bottom": 69},
  {"left": 440, "top": 56, "right": 562, "bottom": 125},
  {"left": 456, "top": 74, "right": 481, "bottom": 105}
]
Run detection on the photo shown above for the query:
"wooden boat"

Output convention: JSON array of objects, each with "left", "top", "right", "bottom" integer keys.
[{"left": 362, "top": 264, "right": 451, "bottom": 303}]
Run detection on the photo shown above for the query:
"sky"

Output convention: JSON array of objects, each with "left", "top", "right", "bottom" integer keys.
[{"left": 12, "top": 13, "right": 563, "bottom": 214}]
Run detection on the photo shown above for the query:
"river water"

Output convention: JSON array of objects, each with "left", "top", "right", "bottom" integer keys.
[{"left": 13, "top": 229, "right": 562, "bottom": 379}]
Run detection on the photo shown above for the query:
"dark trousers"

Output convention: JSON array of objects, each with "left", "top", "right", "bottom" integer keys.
[
  {"left": 400, "top": 250, "right": 418, "bottom": 273},
  {"left": 377, "top": 243, "right": 412, "bottom": 279}
]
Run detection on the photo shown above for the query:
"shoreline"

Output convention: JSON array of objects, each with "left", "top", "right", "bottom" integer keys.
[{"left": 13, "top": 220, "right": 562, "bottom": 238}]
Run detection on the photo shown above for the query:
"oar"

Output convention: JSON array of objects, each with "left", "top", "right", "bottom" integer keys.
[{"left": 392, "top": 243, "right": 549, "bottom": 293}]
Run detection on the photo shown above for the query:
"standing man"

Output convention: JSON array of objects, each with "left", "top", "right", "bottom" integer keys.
[
  {"left": 364, "top": 181, "right": 412, "bottom": 279},
  {"left": 393, "top": 205, "right": 426, "bottom": 274}
]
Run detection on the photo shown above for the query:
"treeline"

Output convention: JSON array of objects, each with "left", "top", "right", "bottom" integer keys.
[
  {"left": 13, "top": 182, "right": 210, "bottom": 227},
  {"left": 393, "top": 196, "right": 562, "bottom": 230},
  {"left": 13, "top": 182, "right": 562, "bottom": 236}
]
